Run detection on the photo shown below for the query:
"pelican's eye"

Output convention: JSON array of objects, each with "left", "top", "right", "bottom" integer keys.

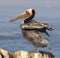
[{"left": 26, "top": 11, "right": 29, "bottom": 14}]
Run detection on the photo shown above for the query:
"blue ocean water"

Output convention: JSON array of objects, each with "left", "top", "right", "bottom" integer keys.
[{"left": 0, "top": 7, "right": 60, "bottom": 58}]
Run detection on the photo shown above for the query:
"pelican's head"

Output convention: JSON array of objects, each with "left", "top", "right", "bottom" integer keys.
[{"left": 9, "top": 8, "right": 35, "bottom": 22}]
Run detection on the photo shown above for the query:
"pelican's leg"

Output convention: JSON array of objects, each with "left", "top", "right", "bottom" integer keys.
[
  {"left": 34, "top": 47, "right": 37, "bottom": 52},
  {"left": 32, "top": 47, "right": 39, "bottom": 53}
]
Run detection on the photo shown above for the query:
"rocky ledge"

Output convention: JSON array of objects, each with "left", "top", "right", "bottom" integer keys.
[{"left": 0, "top": 48, "right": 55, "bottom": 58}]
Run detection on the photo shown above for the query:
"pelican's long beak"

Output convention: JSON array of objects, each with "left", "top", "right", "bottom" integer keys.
[{"left": 9, "top": 11, "right": 31, "bottom": 22}]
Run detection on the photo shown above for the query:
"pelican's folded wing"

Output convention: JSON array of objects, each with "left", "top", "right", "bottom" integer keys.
[
  {"left": 20, "top": 20, "right": 54, "bottom": 37},
  {"left": 20, "top": 20, "right": 54, "bottom": 31},
  {"left": 21, "top": 24, "right": 44, "bottom": 30}
]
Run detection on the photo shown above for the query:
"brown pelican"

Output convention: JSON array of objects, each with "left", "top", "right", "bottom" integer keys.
[{"left": 9, "top": 8, "right": 53, "bottom": 51}]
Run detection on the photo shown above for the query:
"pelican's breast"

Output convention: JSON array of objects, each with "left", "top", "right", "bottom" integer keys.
[{"left": 21, "top": 28, "right": 48, "bottom": 47}]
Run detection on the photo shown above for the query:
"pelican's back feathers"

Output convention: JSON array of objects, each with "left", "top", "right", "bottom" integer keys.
[{"left": 20, "top": 20, "right": 54, "bottom": 36}]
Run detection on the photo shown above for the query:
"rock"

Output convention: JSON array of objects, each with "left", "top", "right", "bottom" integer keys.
[
  {"left": 14, "top": 50, "right": 29, "bottom": 58},
  {"left": 39, "top": 51, "right": 54, "bottom": 58},
  {"left": 29, "top": 53, "right": 42, "bottom": 58},
  {"left": 14, "top": 50, "right": 55, "bottom": 58},
  {"left": 0, "top": 48, "right": 55, "bottom": 58},
  {"left": 0, "top": 48, "right": 13, "bottom": 58},
  {"left": 0, "top": 54, "right": 2, "bottom": 58}
]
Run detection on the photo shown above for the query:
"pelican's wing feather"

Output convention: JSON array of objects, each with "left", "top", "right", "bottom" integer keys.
[
  {"left": 21, "top": 20, "right": 54, "bottom": 31},
  {"left": 21, "top": 24, "right": 43, "bottom": 29}
]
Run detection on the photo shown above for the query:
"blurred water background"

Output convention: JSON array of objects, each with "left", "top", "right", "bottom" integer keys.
[{"left": 0, "top": 7, "right": 60, "bottom": 58}]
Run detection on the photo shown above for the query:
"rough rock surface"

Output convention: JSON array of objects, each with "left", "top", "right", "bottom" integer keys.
[{"left": 0, "top": 48, "right": 55, "bottom": 58}]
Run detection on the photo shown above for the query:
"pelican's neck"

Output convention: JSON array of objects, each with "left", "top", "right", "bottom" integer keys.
[{"left": 24, "top": 9, "right": 35, "bottom": 23}]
